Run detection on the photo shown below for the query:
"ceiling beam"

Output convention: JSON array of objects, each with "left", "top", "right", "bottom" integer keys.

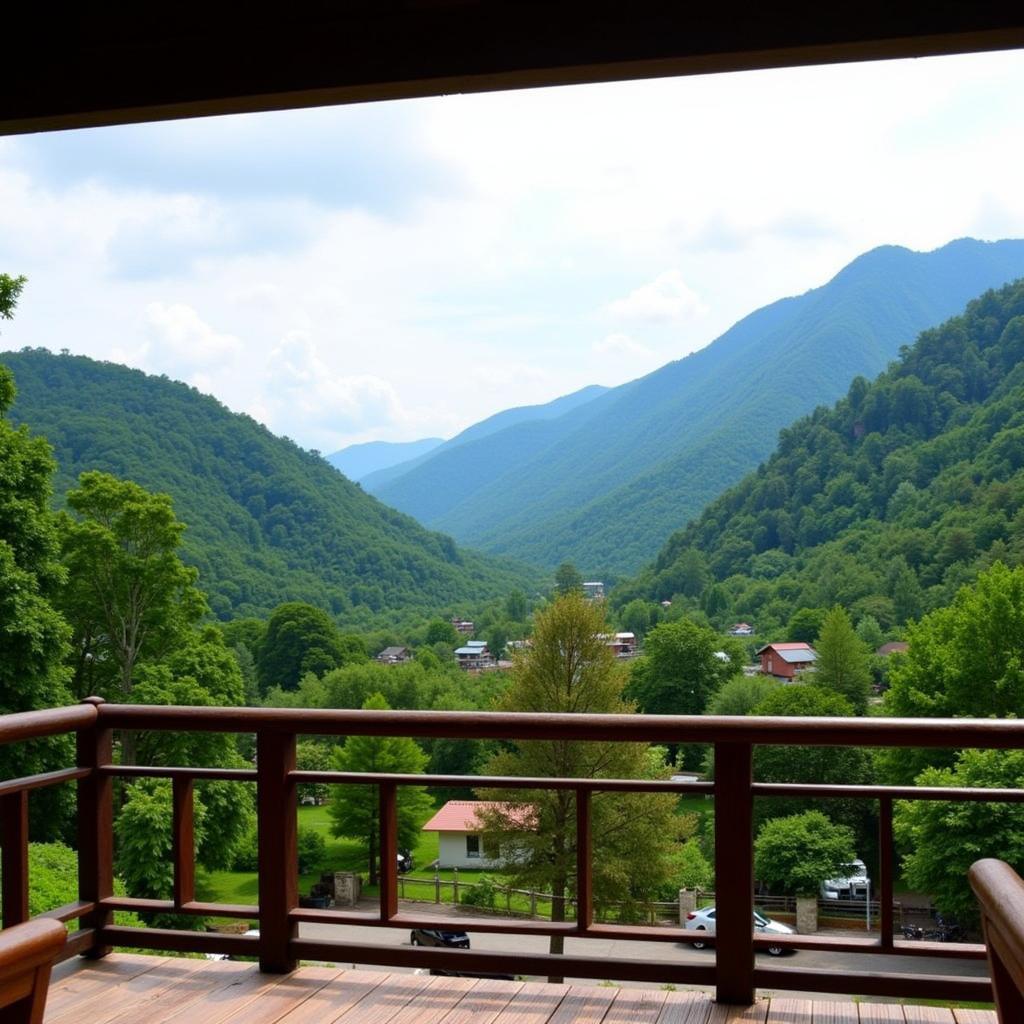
[{"left": 2, "top": 2, "right": 1024, "bottom": 135}]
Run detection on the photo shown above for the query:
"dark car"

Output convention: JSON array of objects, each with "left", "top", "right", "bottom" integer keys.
[
  {"left": 410, "top": 929, "right": 470, "bottom": 948},
  {"left": 398, "top": 850, "right": 414, "bottom": 873}
]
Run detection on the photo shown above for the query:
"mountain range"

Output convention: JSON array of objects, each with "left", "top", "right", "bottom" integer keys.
[
  {"left": 1, "top": 351, "right": 538, "bottom": 625},
  {"left": 366, "top": 238, "right": 1024, "bottom": 576},
  {"left": 614, "top": 275, "right": 1024, "bottom": 636}
]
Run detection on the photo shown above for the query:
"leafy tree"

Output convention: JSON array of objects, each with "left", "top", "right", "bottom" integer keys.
[
  {"left": 627, "top": 619, "right": 742, "bottom": 720},
  {"left": 754, "top": 811, "right": 856, "bottom": 896},
  {"left": 327, "top": 694, "right": 433, "bottom": 885},
  {"left": 296, "top": 741, "right": 333, "bottom": 804},
  {"left": 553, "top": 561, "right": 583, "bottom": 596},
  {"left": 297, "top": 826, "right": 327, "bottom": 874},
  {"left": 424, "top": 618, "right": 460, "bottom": 646},
  {"left": 505, "top": 590, "right": 528, "bottom": 621},
  {"left": 786, "top": 607, "right": 827, "bottom": 644},
  {"left": 0, "top": 356, "right": 73, "bottom": 839},
  {"left": 814, "top": 606, "right": 872, "bottom": 713},
  {"left": 481, "top": 592, "right": 685, "bottom": 971},
  {"left": 670, "top": 838, "right": 714, "bottom": 893},
  {"left": 0, "top": 273, "right": 26, "bottom": 322},
  {"left": 854, "top": 614, "right": 884, "bottom": 652},
  {"left": 257, "top": 602, "right": 345, "bottom": 692},
  {"left": 486, "top": 624, "right": 507, "bottom": 661},
  {"left": 883, "top": 562, "right": 1024, "bottom": 783},
  {"left": 749, "top": 686, "right": 875, "bottom": 843},
  {"left": 894, "top": 749, "right": 1024, "bottom": 923},
  {"left": 705, "top": 675, "right": 776, "bottom": 716},
  {"left": 618, "top": 598, "right": 659, "bottom": 638},
  {"left": 58, "top": 471, "right": 207, "bottom": 707}
]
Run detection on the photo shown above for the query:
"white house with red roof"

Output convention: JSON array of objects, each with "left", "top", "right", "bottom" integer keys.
[
  {"left": 756, "top": 642, "right": 817, "bottom": 681},
  {"left": 421, "top": 800, "right": 533, "bottom": 869}
]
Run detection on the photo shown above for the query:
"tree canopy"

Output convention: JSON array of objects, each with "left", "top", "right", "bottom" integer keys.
[
  {"left": 481, "top": 592, "right": 686, "bottom": 970},
  {"left": 814, "top": 606, "right": 872, "bottom": 713},
  {"left": 327, "top": 693, "right": 433, "bottom": 885},
  {"left": 754, "top": 811, "right": 856, "bottom": 897}
]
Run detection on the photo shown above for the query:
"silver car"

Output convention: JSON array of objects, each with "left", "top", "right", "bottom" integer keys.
[{"left": 683, "top": 906, "right": 794, "bottom": 955}]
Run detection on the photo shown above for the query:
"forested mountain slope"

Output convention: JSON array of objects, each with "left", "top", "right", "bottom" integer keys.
[
  {"left": 360, "top": 383, "right": 608, "bottom": 492},
  {"left": 372, "top": 239, "right": 1024, "bottom": 575},
  {"left": 1, "top": 350, "right": 538, "bottom": 623},
  {"left": 614, "top": 278, "right": 1024, "bottom": 634}
]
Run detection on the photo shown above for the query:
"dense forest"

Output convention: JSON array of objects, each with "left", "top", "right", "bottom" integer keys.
[
  {"left": 613, "top": 278, "right": 1024, "bottom": 636},
  {"left": 1, "top": 350, "right": 540, "bottom": 625},
  {"left": 371, "top": 238, "right": 1024, "bottom": 575}
]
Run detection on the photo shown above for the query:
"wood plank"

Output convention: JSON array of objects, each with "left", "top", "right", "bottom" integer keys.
[
  {"left": 546, "top": 984, "right": 618, "bottom": 1024},
  {"left": 46, "top": 956, "right": 211, "bottom": 1023},
  {"left": 809, "top": 1003, "right": 858, "bottom": 1024},
  {"left": 489, "top": 981, "right": 570, "bottom": 1024},
  {"left": 100, "top": 962, "right": 254, "bottom": 1024},
  {"left": 268, "top": 969, "right": 387, "bottom": 1024},
  {"left": 857, "top": 1005, "right": 905, "bottom": 1023},
  {"left": 951, "top": 1011, "right": 998, "bottom": 1024},
  {"left": 376, "top": 975, "right": 482, "bottom": 1024},
  {"left": 219, "top": 966, "right": 343, "bottom": 1023},
  {"left": 656, "top": 990, "right": 714, "bottom": 1024},
  {"left": 901, "top": 1004, "right": 955, "bottom": 1023},
  {"left": 603, "top": 987, "right": 668, "bottom": 1024},
  {"left": 144, "top": 964, "right": 292, "bottom": 1024},
  {"left": 330, "top": 972, "right": 442, "bottom": 1024},
  {"left": 433, "top": 977, "right": 521, "bottom": 1024},
  {"left": 725, "top": 999, "right": 769, "bottom": 1022},
  {"left": 47, "top": 954, "right": 166, "bottom": 1006},
  {"left": 764, "top": 998, "right": 813, "bottom": 1023}
]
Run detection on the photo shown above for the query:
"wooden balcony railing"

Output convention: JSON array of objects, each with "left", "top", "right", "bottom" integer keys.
[{"left": 2, "top": 698, "right": 1022, "bottom": 1005}]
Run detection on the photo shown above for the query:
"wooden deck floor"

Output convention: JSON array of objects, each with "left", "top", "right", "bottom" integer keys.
[{"left": 44, "top": 954, "right": 997, "bottom": 1024}]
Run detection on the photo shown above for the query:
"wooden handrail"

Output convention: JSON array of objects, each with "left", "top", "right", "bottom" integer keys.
[
  {"left": 93, "top": 702, "right": 1024, "bottom": 747},
  {"left": 0, "top": 918, "right": 67, "bottom": 1023},
  {"left": 969, "top": 858, "right": 1024, "bottom": 1023},
  {"left": 0, "top": 701, "right": 1022, "bottom": 1004}
]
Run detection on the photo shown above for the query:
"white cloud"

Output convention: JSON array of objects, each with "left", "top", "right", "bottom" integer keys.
[
  {"left": 142, "top": 302, "right": 242, "bottom": 367},
  {"left": 2, "top": 49, "right": 1024, "bottom": 450},
  {"left": 593, "top": 333, "right": 653, "bottom": 360},
  {"left": 605, "top": 271, "right": 708, "bottom": 324}
]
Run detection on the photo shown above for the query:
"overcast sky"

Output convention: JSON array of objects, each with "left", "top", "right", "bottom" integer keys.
[{"left": 2, "top": 49, "right": 1024, "bottom": 453}]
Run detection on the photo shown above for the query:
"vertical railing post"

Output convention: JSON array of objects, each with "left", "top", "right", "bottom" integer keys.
[
  {"left": 575, "top": 788, "right": 592, "bottom": 930},
  {"left": 879, "top": 796, "right": 894, "bottom": 949},
  {"left": 713, "top": 741, "right": 755, "bottom": 1005},
  {"left": 0, "top": 790, "right": 29, "bottom": 927},
  {"left": 172, "top": 777, "right": 195, "bottom": 907},
  {"left": 257, "top": 730, "right": 297, "bottom": 973},
  {"left": 379, "top": 781, "right": 398, "bottom": 920},
  {"left": 77, "top": 696, "right": 113, "bottom": 958}
]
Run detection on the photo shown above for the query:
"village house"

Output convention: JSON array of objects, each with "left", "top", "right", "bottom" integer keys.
[
  {"left": 421, "top": 800, "right": 533, "bottom": 869},
  {"left": 451, "top": 617, "right": 475, "bottom": 635},
  {"left": 756, "top": 641, "right": 817, "bottom": 681},
  {"left": 728, "top": 622, "right": 755, "bottom": 636},
  {"left": 375, "top": 645, "right": 411, "bottom": 664},
  {"left": 582, "top": 581, "right": 605, "bottom": 601},
  {"left": 603, "top": 631, "right": 637, "bottom": 658},
  {"left": 454, "top": 639, "right": 493, "bottom": 670}
]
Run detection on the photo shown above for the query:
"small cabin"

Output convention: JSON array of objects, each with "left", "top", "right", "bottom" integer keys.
[{"left": 756, "top": 642, "right": 817, "bottom": 680}]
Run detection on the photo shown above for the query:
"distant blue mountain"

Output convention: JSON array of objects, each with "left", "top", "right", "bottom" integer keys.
[
  {"left": 361, "top": 383, "right": 608, "bottom": 491},
  {"left": 370, "top": 238, "right": 1024, "bottom": 575},
  {"left": 327, "top": 437, "right": 444, "bottom": 482}
]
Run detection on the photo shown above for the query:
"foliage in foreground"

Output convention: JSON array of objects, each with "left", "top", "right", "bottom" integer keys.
[{"left": 754, "top": 811, "right": 856, "bottom": 897}]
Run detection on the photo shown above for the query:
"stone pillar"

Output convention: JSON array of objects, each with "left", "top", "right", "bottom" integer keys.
[
  {"left": 679, "top": 888, "right": 697, "bottom": 923},
  {"left": 796, "top": 896, "right": 818, "bottom": 934}
]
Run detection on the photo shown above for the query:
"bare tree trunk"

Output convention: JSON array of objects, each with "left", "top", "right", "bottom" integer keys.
[{"left": 548, "top": 871, "right": 567, "bottom": 982}]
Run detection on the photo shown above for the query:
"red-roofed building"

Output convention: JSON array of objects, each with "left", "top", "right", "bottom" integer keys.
[
  {"left": 756, "top": 642, "right": 817, "bottom": 681},
  {"left": 421, "top": 800, "right": 534, "bottom": 869}
]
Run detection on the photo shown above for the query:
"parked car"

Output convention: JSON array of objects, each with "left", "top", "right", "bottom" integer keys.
[
  {"left": 398, "top": 850, "right": 414, "bottom": 873},
  {"left": 821, "top": 858, "right": 870, "bottom": 900},
  {"left": 684, "top": 907, "right": 794, "bottom": 956},
  {"left": 410, "top": 929, "right": 470, "bottom": 948}
]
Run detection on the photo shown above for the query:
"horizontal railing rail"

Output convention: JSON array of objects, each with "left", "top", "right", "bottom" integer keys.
[{"left": 0, "top": 698, "right": 1019, "bottom": 1004}]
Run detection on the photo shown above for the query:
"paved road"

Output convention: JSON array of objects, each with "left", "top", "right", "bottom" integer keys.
[{"left": 298, "top": 915, "right": 988, "bottom": 997}]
